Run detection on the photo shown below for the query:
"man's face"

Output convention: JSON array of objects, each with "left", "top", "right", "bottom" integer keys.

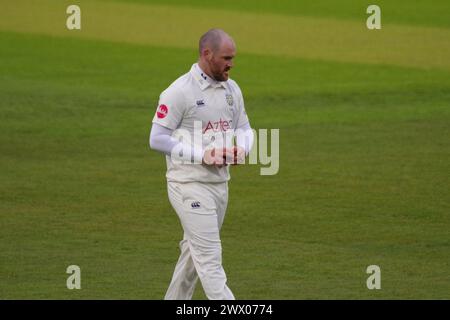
[{"left": 207, "top": 39, "right": 236, "bottom": 81}]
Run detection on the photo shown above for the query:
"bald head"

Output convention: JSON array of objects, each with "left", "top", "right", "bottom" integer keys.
[
  {"left": 198, "top": 29, "right": 236, "bottom": 81},
  {"left": 199, "top": 28, "right": 234, "bottom": 55}
]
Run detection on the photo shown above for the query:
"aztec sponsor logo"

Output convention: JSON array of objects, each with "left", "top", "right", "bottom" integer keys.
[{"left": 203, "top": 118, "right": 232, "bottom": 133}]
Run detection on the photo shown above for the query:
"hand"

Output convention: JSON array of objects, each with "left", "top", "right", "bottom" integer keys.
[
  {"left": 203, "top": 148, "right": 233, "bottom": 167},
  {"left": 203, "top": 147, "right": 246, "bottom": 166},
  {"left": 227, "top": 146, "right": 245, "bottom": 165}
]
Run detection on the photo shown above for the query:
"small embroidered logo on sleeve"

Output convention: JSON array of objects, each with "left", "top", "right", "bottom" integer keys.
[{"left": 157, "top": 104, "right": 168, "bottom": 119}]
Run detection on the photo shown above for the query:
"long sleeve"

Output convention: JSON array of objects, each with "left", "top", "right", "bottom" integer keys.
[
  {"left": 149, "top": 123, "right": 204, "bottom": 162},
  {"left": 235, "top": 122, "right": 254, "bottom": 155},
  {"left": 149, "top": 123, "right": 180, "bottom": 155}
]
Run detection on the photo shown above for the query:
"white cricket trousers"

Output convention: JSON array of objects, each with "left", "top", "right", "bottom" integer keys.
[{"left": 164, "top": 181, "right": 235, "bottom": 300}]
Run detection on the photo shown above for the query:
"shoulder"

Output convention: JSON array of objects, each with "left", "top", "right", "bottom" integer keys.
[
  {"left": 161, "top": 71, "right": 196, "bottom": 101},
  {"left": 226, "top": 78, "right": 243, "bottom": 97}
]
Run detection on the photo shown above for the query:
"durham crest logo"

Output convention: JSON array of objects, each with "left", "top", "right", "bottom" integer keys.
[{"left": 225, "top": 94, "right": 234, "bottom": 106}]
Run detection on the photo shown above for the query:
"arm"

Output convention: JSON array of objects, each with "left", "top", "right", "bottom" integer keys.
[
  {"left": 150, "top": 87, "right": 204, "bottom": 163},
  {"left": 226, "top": 122, "right": 254, "bottom": 165},
  {"left": 149, "top": 123, "right": 204, "bottom": 163},
  {"left": 229, "top": 81, "right": 253, "bottom": 161},
  {"left": 149, "top": 123, "right": 179, "bottom": 155},
  {"left": 235, "top": 122, "right": 254, "bottom": 156},
  {"left": 149, "top": 123, "right": 230, "bottom": 166}
]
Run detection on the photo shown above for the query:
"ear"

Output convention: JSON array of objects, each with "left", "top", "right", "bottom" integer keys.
[{"left": 203, "top": 47, "right": 213, "bottom": 61}]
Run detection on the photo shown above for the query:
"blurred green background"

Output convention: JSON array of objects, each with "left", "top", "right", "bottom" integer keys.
[{"left": 1, "top": 0, "right": 449, "bottom": 299}]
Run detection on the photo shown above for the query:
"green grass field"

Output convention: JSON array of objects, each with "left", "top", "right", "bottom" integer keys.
[{"left": 1, "top": 0, "right": 449, "bottom": 299}]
